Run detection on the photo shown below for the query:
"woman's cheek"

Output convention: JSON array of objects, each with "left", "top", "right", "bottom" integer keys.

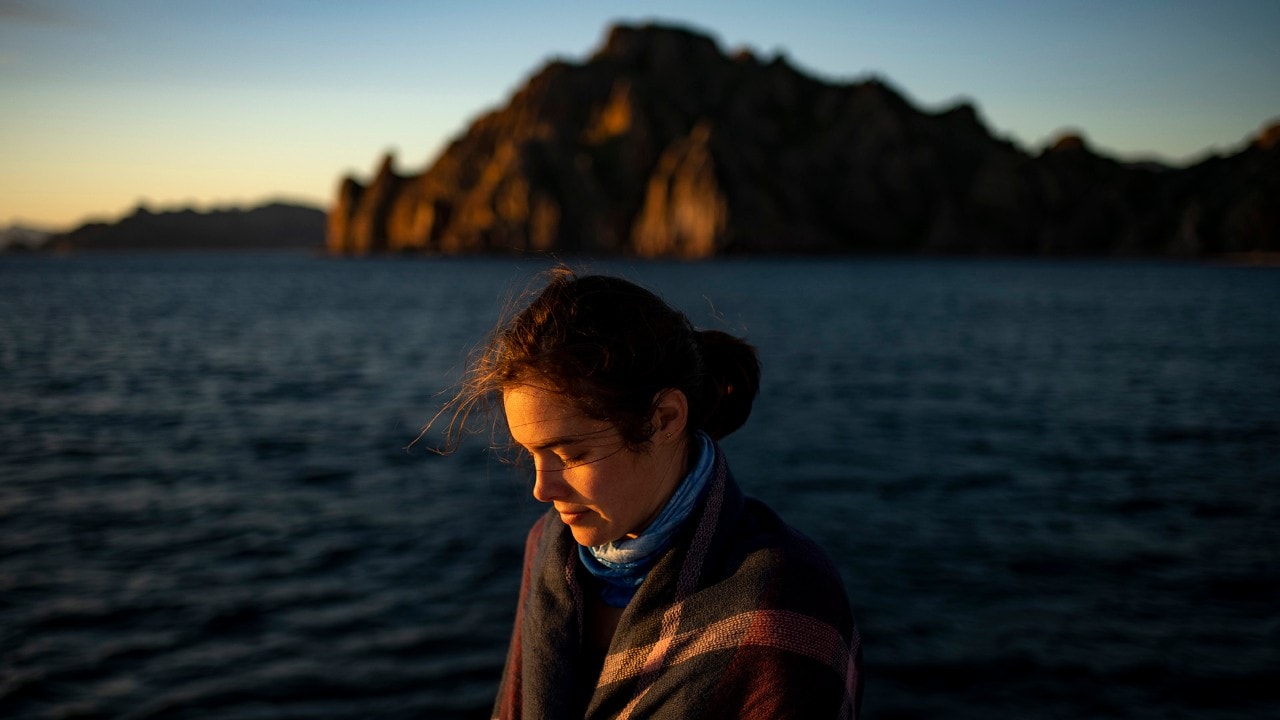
[{"left": 567, "top": 467, "right": 601, "bottom": 502}]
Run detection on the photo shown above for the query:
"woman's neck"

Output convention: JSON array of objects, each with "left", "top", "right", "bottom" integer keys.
[{"left": 624, "top": 435, "right": 690, "bottom": 539}]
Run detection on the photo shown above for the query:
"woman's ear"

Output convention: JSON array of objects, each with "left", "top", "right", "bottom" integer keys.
[{"left": 651, "top": 388, "right": 689, "bottom": 442}]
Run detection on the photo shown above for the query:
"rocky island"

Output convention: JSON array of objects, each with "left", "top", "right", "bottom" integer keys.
[
  {"left": 329, "top": 23, "right": 1278, "bottom": 259},
  {"left": 44, "top": 202, "right": 326, "bottom": 253}
]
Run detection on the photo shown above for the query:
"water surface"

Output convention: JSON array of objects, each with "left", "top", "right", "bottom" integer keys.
[{"left": 2, "top": 253, "right": 1277, "bottom": 719}]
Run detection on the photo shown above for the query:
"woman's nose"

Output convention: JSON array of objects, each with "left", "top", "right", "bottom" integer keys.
[{"left": 531, "top": 462, "right": 565, "bottom": 503}]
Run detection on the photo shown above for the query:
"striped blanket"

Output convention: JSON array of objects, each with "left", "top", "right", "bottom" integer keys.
[{"left": 493, "top": 444, "right": 862, "bottom": 719}]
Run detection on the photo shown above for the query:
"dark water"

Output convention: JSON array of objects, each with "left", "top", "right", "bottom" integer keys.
[{"left": 2, "top": 253, "right": 1278, "bottom": 719}]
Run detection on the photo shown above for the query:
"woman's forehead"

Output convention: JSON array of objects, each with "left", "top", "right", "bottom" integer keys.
[{"left": 502, "top": 384, "right": 610, "bottom": 447}]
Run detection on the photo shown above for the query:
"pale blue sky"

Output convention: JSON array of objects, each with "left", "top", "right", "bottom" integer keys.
[{"left": 2, "top": 0, "right": 1277, "bottom": 229}]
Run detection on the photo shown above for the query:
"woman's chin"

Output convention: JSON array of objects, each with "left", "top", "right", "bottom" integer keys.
[{"left": 567, "top": 524, "right": 618, "bottom": 548}]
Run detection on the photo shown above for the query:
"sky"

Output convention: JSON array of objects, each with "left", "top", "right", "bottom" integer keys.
[{"left": 2, "top": 0, "right": 1277, "bottom": 230}]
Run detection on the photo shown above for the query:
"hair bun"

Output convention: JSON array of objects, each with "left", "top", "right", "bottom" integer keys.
[{"left": 696, "top": 330, "right": 761, "bottom": 440}]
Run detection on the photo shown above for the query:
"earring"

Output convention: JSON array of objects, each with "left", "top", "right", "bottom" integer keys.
[{"left": 664, "top": 432, "right": 672, "bottom": 439}]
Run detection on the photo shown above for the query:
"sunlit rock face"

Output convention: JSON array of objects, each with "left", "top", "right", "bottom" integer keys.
[{"left": 327, "top": 23, "right": 1279, "bottom": 258}]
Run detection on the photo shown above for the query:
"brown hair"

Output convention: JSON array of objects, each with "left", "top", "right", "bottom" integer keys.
[{"left": 435, "top": 267, "right": 760, "bottom": 451}]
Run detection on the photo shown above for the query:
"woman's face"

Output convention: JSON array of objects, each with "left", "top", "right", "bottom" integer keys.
[{"left": 503, "top": 383, "right": 682, "bottom": 547}]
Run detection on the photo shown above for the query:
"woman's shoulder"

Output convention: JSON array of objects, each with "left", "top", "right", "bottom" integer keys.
[
  {"left": 521, "top": 508, "right": 570, "bottom": 567},
  {"left": 728, "top": 496, "right": 854, "bottom": 622},
  {"left": 741, "top": 498, "right": 844, "bottom": 575},
  {"left": 523, "top": 509, "right": 551, "bottom": 546}
]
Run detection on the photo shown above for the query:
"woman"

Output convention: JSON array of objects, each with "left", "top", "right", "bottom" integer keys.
[{"left": 441, "top": 269, "right": 861, "bottom": 719}]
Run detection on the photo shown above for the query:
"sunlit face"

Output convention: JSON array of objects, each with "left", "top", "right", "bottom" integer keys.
[{"left": 503, "top": 383, "right": 681, "bottom": 547}]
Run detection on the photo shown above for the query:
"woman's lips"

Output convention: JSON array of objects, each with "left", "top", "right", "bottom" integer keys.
[{"left": 556, "top": 507, "right": 589, "bottom": 523}]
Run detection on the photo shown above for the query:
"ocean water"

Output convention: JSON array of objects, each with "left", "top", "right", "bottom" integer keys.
[{"left": 1, "top": 252, "right": 1277, "bottom": 719}]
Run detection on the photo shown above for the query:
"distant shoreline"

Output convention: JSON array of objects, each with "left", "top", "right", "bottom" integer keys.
[{"left": 11, "top": 246, "right": 1280, "bottom": 268}]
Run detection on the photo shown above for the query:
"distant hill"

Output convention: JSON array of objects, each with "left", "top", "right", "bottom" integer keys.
[
  {"left": 329, "top": 22, "right": 1279, "bottom": 258},
  {"left": 46, "top": 202, "right": 326, "bottom": 253},
  {"left": 0, "top": 225, "right": 53, "bottom": 252}
]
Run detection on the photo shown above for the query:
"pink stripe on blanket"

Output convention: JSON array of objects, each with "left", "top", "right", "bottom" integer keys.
[
  {"left": 601, "top": 609, "right": 852, "bottom": 687},
  {"left": 565, "top": 547, "right": 583, "bottom": 639},
  {"left": 676, "top": 459, "right": 726, "bottom": 598}
]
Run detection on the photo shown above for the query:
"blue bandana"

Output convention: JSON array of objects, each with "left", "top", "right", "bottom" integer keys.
[{"left": 577, "top": 431, "right": 715, "bottom": 608}]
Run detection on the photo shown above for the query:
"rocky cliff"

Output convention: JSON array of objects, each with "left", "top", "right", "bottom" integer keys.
[
  {"left": 48, "top": 202, "right": 326, "bottom": 253},
  {"left": 328, "top": 23, "right": 1279, "bottom": 258}
]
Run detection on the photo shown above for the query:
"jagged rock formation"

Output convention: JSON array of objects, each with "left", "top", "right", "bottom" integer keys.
[
  {"left": 328, "top": 23, "right": 1279, "bottom": 258},
  {"left": 48, "top": 202, "right": 326, "bottom": 253}
]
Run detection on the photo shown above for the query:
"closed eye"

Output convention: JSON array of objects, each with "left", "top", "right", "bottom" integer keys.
[
  {"left": 534, "top": 444, "right": 625, "bottom": 472},
  {"left": 511, "top": 429, "right": 628, "bottom": 472},
  {"left": 561, "top": 443, "right": 629, "bottom": 469},
  {"left": 524, "top": 449, "right": 586, "bottom": 473}
]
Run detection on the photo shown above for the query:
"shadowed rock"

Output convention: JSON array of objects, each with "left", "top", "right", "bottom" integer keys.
[{"left": 328, "top": 23, "right": 1279, "bottom": 258}]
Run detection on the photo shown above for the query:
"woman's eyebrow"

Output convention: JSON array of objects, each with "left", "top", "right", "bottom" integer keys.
[
  {"left": 528, "top": 436, "right": 579, "bottom": 451},
  {"left": 526, "top": 426, "right": 615, "bottom": 451}
]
